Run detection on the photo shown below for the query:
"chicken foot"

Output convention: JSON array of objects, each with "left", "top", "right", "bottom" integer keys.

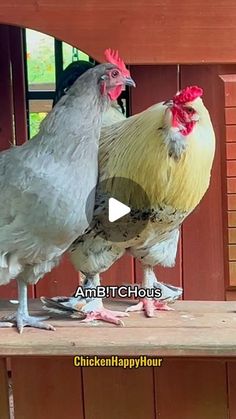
[
  {"left": 0, "top": 280, "right": 55, "bottom": 333},
  {"left": 41, "top": 274, "right": 128, "bottom": 326},
  {"left": 126, "top": 265, "right": 181, "bottom": 317}
]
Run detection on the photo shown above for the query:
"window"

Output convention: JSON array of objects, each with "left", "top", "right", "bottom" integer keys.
[
  {"left": 24, "top": 29, "right": 90, "bottom": 138},
  {"left": 23, "top": 29, "right": 129, "bottom": 138}
]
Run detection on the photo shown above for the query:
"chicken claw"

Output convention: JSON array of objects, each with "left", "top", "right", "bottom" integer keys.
[
  {"left": 82, "top": 308, "right": 129, "bottom": 326},
  {"left": 41, "top": 295, "right": 129, "bottom": 326},
  {"left": 0, "top": 313, "right": 55, "bottom": 333},
  {"left": 126, "top": 298, "right": 174, "bottom": 317}
]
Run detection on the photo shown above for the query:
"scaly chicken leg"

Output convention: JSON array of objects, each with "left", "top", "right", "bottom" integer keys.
[
  {"left": 80, "top": 274, "right": 129, "bottom": 325},
  {"left": 42, "top": 273, "right": 128, "bottom": 325},
  {"left": 126, "top": 265, "right": 181, "bottom": 316},
  {"left": 0, "top": 278, "right": 54, "bottom": 333}
]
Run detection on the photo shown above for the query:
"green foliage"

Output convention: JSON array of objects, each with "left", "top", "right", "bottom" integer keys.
[
  {"left": 30, "top": 113, "right": 47, "bottom": 138},
  {"left": 26, "top": 31, "right": 55, "bottom": 85},
  {"left": 26, "top": 29, "right": 89, "bottom": 86},
  {"left": 26, "top": 29, "right": 89, "bottom": 137}
]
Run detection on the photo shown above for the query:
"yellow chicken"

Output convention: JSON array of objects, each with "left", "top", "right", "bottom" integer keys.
[{"left": 42, "top": 85, "right": 215, "bottom": 323}]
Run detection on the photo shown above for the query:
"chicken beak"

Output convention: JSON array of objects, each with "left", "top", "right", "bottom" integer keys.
[{"left": 124, "top": 77, "right": 136, "bottom": 87}]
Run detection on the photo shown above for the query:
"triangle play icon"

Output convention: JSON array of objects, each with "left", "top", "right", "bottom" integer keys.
[{"left": 108, "top": 198, "right": 131, "bottom": 222}]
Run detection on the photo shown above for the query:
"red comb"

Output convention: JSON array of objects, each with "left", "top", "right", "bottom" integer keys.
[
  {"left": 173, "top": 86, "right": 203, "bottom": 104},
  {"left": 104, "top": 48, "right": 130, "bottom": 77}
]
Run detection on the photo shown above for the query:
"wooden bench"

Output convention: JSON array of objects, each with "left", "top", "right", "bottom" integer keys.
[
  {"left": 0, "top": 300, "right": 236, "bottom": 357},
  {"left": 0, "top": 300, "right": 236, "bottom": 419}
]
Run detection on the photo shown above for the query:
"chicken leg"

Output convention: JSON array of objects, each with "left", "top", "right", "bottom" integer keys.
[
  {"left": 42, "top": 273, "right": 128, "bottom": 326},
  {"left": 126, "top": 265, "right": 182, "bottom": 317},
  {"left": 0, "top": 279, "right": 55, "bottom": 333}
]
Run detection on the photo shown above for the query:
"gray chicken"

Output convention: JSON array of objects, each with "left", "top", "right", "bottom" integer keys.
[{"left": 0, "top": 49, "right": 135, "bottom": 332}]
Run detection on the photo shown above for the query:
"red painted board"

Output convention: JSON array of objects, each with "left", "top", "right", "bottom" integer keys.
[
  {"left": 35, "top": 255, "right": 80, "bottom": 298},
  {"left": 0, "top": 25, "right": 13, "bottom": 150},
  {"left": 226, "top": 126, "right": 236, "bottom": 142},
  {"left": 82, "top": 366, "right": 155, "bottom": 419},
  {"left": 227, "top": 143, "right": 236, "bottom": 160},
  {"left": 0, "top": 358, "right": 10, "bottom": 419},
  {"left": 2, "top": 1, "right": 236, "bottom": 64},
  {"left": 9, "top": 26, "right": 27, "bottom": 145},
  {"left": 101, "top": 254, "right": 135, "bottom": 286},
  {"left": 155, "top": 359, "right": 228, "bottom": 419},
  {"left": 130, "top": 65, "right": 178, "bottom": 114},
  {"left": 227, "top": 361, "right": 236, "bottom": 419},
  {"left": 225, "top": 108, "right": 236, "bottom": 125},
  {"left": 227, "top": 178, "right": 236, "bottom": 193},
  {"left": 12, "top": 357, "right": 84, "bottom": 419}
]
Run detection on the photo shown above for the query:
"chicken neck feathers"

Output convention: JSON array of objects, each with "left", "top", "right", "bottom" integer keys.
[{"left": 99, "top": 101, "right": 215, "bottom": 213}]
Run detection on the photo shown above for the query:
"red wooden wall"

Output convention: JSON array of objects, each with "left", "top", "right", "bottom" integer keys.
[
  {"left": 1, "top": 23, "right": 236, "bottom": 419},
  {"left": 1, "top": 356, "right": 236, "bottom": 419},
  {"left": 220, "top": 75, "right": 236, "bottom": 301},
  {"left": 2, "top": 0, "right": 236, "bottom": 65}
]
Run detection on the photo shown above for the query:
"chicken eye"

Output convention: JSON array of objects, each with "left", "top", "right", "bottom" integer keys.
[
  {"left": 185, "top": 107, "right": 194, "bottom": 114},
  {"left": 111, "top": 70, "right": 119, "bottom": 78}
]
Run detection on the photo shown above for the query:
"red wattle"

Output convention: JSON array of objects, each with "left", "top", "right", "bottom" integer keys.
[
  {"left": 108, "top": 85, "right": 123, "bottom": 101},
  {"left": 170, "top": 106, "right": 196, "bottom": 136}
]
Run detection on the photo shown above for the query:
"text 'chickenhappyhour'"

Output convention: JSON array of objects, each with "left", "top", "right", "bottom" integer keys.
[{"left": 73, "top": 356, "right": 163, "bottom": 368}]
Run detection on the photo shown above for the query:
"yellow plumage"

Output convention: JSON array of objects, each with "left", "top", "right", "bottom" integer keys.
[
  {"left": 42, "top": 89, "right": 216, "bottom": 320},
  {"left": 99, "top": 98, "right": 215, "bottom": 213}
]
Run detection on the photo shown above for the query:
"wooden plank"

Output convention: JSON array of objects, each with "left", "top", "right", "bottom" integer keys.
[
  {"left": 229, "top": 261, "right": 236, "bottom": 285},
  {"left": 222, "top": 75, "right": 236, "bottom": 107},
  {"left": 0, "top": 358, "right": 10, "bottom": 419},
  {"left": 228, "top": 195, "right": 236, "bottom": 210},
  {"left": 226, "top": 290, "right": 236, "bottom": 300},
  {"left": 2, "top": 1, "right": 236, "bottom": 64},
  {"left": 227, "top": 361, "right": 236, "bottom": 419},
  {"left": 181, "top": 65, "right": 229, "bottom": 300},
  {"left": 227, "top": 179, "right": 236, "bottom": 193},
  {"left": 225, "top": 107, "right": 236, "bottom": 124},
  {"left": 9, "top": 26, "right": 27, "bottom": 146},
  {"left": 228, "top": 212, "right": 236, "bottom": 226},
  {"left": 228, "top": 161, "right": 236, "bottom": 176},
  {"left": 229, "top": 228, "right": 236, "bottom": 243},
  {"left": 12, "top": 357, "right": 84, "bottom": 419},
  {"left": 29, "top": 82, "right": 55, "bottom": 91},
  {"left": 155, "top": 359, "right": 228, "bottom": 419},
  {"left": 29, "top": 99, "right": 52, "bottom": 113},
  {"left": 0, "top": 25, "right": 13, "bottom": 150},
  {"left": 229, "top": 245, "right": 236, "bottom": 260},
  {"left": 35, "top": 255, "right": 80, "bottom": 298},
  {"left": 83, "top": 367, "right": 155, "bottom": 419},
  {"left": 227, "top": 143, "right": 236, "bottom": 159},
  {"left": 226, "top": 126, "right": 236, "bottom": 142},
  {"left": 225, "top": 107, "right": 236, "bottom": 125},
  {"left": 0, "top": 300, "right": 236, "bottom": 356}
]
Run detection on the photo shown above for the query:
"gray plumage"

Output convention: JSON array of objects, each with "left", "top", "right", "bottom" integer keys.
[{"left": 0, "top": 63, "right": 128, "bottom": 332}]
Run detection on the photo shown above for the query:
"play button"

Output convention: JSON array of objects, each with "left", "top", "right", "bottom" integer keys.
[
  {"left": 108, "top": 198, "right": 130, "bottom": 222},
  {"left": 85, "top": 177, "right": 151, "bottom": 243}
]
